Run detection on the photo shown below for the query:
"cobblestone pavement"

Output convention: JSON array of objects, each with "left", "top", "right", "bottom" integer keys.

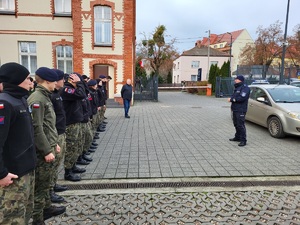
[
  {"left": 50, "top": 92, "right": 300, "bottom": 224},
  {"left": 47, "top": 189, "right": 300, "bottom": 224}
]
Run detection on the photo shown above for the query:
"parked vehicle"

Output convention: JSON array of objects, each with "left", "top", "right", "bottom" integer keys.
[
  {"left": 290, "top": 81, "right": 300, "bottom": 87},
  {"left": 246, "top": 84, "right": 300, "bottom": 138},
  {"left": 251, "top": 80, "right": 270, "bottom": 85}
]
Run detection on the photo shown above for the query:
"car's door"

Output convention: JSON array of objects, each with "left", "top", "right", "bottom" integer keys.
[{"left": 247, "top": 87, "right": 272, "bottom": 127}]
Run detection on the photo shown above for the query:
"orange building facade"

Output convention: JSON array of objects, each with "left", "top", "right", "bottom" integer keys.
[{"left": 0, "top": 0, "right": 136, "bottom": 102}]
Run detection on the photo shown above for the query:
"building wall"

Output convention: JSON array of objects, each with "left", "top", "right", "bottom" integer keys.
[
  {"left": 232, "top": 30, "right": 253, "bottom": 73},
  {"left": 172, "top": 55, "right": 229, "bottom": 83},
  {"left": 0, "top": 0, "right": 136, "bottom": 101}
]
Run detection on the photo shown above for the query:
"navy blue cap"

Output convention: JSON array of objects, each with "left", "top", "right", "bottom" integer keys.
[
  {"left": 35, "top": 67, "right": 58, "bottom": 82},
  {"left": 52, "top": 69, "right": 64, "bottom": 81},
  {"left": 87, "top": 79, "right": 97, "bottom": 86},
  {"left": 99, "top": 75, "right": 106, "bottom": 79},
  {"left": 235, "top": 75, "right": 245, "bottom": 82}
]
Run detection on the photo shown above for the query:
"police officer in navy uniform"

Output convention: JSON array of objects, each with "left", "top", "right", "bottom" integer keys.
[
  {"left": 0, "top": 62, "right": 37, "bottom": 225},
  {"left": 228, "top": 75, "right": 250, "bottom": 147}
]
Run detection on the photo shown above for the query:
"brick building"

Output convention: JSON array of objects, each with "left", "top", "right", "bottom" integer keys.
[{"left": 0, "top": 0, "right": 136, "bottom": 102}]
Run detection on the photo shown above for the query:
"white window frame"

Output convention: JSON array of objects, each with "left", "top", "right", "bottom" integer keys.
[
  {"left": 54, "top": 0, "right": 71, "bottom": 14},
  {"left": 210, "top": 61, "right": 218, "bottom": 66},
  {"left": 0, "top": 0, "right": 15, "bottom": 11},
  {"left": 56, "top": 45, "right": 73, "bottom": 73},
  {"left": 191, "top": 75, "right": 197, "bottom": 81},
  {"left": 19, "top": 42, "right": 37, "bottom": 74},
  {"left": 191, "top": 61, "right": 200, "bottom": 68},
  {"left": 94, "top": 6, "right": 112, "bottom": 45}
]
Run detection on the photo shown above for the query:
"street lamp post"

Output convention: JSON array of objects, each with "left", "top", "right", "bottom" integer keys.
[
  {"left": 279, "top": 0, "right": 290, "bottom": 84},
  {"left": 227, "top": 32, "right": 233, "bottom": 77}
]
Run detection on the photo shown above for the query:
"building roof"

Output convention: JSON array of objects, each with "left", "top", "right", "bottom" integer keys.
[
  {"left": 182, "top": 45, "right": 230, "bottom": 57},
  {"left": 201, "top": 29, "right": 244, "bottom": 46}
]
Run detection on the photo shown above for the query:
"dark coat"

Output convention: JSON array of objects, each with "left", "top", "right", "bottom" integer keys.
[
  {"left": 230, "top": 82, "right": 250, "bottom": 112},
  {"left": 121, "top": 84, "right": 133, "bottom": 100}
]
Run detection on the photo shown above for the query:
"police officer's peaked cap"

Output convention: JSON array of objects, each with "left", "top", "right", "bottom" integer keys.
[
  {"left": 35, "top": 67, "right": 58, "bottom": 82},
  {"left": 0, "top": 62, "right": 29, "bottom": 85},
  {"left": 235, "top": 75, "right": 245, "bottom": 82}
]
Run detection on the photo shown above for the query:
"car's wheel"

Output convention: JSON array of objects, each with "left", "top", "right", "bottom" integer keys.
[{"left": 267, "top": 117, "right": 285, "bottom": 138}]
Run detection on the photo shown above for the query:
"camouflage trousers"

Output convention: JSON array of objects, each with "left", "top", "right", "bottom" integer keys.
[
  {"left": 33, "top": 151, "right": 57, "bottom": 222},
  {"left": 51, "top": 133, "right": 66, "bottom": 189},
  {"left": 91, "top": 114, "right": 98, "bottom": 134},
  {"left": 64, "top": 123, "right": 82, "bottom": 169},
  {"left": 98, "top": 107, "right": 105, "bottom": 124},
  {"left": 81, "top": 122, "right": 94, "bottom": 154},
  {"left": 0, "top": 171, "right": 34, "bottom": 225}
]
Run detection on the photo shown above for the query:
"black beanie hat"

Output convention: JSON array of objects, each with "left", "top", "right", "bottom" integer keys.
[
  {"left": 35, "top": 67, "right": 58, "bottom": 82},
  {"left": 52, "top": 69, "right": 64, "bottom": 81},
  {"left": 0, "top": 62, "right": 29, "bottom": 85}
]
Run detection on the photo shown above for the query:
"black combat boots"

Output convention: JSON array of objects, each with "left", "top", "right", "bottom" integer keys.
[
  {"left": 64, "top": 168, "right": 81, "bottom": 182},
  {"left": 43, "top": 205, "right": 66, "bottom": 220}
]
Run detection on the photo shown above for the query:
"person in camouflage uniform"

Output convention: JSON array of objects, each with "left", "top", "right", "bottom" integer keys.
[
  {"left": 27, "top": 67, "right": 65, "bottom": 225},
  {"left": 0, "top": 62, "right": 36, "bottom": 225}
]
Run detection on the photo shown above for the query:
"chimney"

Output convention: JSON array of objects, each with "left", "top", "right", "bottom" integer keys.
[{"left": 195, "top": 40, "right": 202, "bottom": 48}]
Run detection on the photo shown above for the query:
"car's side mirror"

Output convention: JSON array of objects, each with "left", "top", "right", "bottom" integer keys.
[
  {"left": 257, "top": 97, "right": 265, "bottom": 102},
  {"left": 257, "top": 97, "right": 270, "bottom": 105}
]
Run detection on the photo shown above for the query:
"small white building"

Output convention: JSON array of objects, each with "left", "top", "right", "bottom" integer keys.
[{"left": 172, "top": 45, "right": 230, "bottom": 83}]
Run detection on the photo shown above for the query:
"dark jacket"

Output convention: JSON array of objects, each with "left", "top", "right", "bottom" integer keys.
[
  {"left": 121, "top": 84, "right": 133, "bottom": 100},
  {"left": 230, "top": 82, "right": 250, "bottom": 112},
  {"left": 0, "top": 84, "right": 36, "bottom": 179},
  {"left": 60, "top": 81, "right": 86, "bottom": 125},
  {"left": 97, "top": 85, "right": 106, "bottom": 107},
  {"left": 51, "top": 89, "right": 66, "bottom": 135},
  {"left": 89, "top": 87, "right": 98, "bottom": 116}
]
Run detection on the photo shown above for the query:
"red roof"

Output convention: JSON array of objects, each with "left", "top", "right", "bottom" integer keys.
[{"left": 201, "top": 29, "right": 244, "bottom": 46}]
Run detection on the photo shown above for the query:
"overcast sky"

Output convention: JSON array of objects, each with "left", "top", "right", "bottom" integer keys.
[{"left": 136, "top": 0, "right": 300, "bottom": 53}]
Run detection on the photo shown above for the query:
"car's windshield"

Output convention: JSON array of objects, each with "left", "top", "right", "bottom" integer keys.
[{"left": 267, "top": 88, "right": 300, "bottom": 103}]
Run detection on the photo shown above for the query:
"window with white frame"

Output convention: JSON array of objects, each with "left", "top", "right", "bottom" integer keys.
[
  {"left": 0, "top": 0, "right": 15, "bottom": 11},
  {"left": 56, "top": 45, "right": 73, "bottom": 73},
  {"left": 19, "top": 42, "right": 37, "bottom": 74},
  {"left": 210, "top": 61, "right": 218, "bottom": 66},
  {"left": 54, "top": 0, "right": 71, "bottom": 14},
  {"left": 191, "top": 75, "right": 197, "bottom": 81},
  {"left": 191, "top": 61, "right": 200, "bottom": 68},
  {"left": 94, "top": 6, "right": 112, "bottom": 45}
]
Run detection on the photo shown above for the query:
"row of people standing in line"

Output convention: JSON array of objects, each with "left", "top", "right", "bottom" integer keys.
[{"left": 0, "top": 62, "right": 109, "bottom": 225}]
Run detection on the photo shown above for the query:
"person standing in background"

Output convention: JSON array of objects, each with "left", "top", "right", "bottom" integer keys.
[
  {"left": 121, "top": 79, "right": 133, "bottom": 118},
  {"left": 0, "top": 62, "right": 36, "bottom": 225}
]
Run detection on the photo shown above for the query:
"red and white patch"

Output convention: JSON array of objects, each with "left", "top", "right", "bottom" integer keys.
[
  {"left": 33, "top": 103, "right": 40, "bottom": 108},
  {"left": 0, "top": 104, "right": 4, "bottom": 109}
]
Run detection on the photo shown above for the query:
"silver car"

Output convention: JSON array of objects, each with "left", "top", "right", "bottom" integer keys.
[{"left": 246, "top": 84, "right": 300, "bottom": 138}]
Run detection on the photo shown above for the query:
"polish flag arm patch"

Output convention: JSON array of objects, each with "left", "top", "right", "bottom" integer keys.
[
  {"left": 0, "top": 104, "right": 4, "bottom": 109},
  {"left": 33, "top": 103, "right": 40, "bottom": 108}
]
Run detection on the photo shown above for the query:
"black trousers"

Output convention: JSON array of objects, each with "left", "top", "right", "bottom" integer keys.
[{"left": 232, "top": 111, "right": 247, "bottom": 142}]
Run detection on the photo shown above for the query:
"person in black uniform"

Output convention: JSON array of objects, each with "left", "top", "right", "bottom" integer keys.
[
  {"left": 49, "top": 69, "right": 68, "bottom": 203},
  {"left": 228, "top": 75, "right": 250, "bottom": 147},
  {"left": 0, "top": 62, "right": 37, "bottom": 225},
  {"left": 60, "top": 73, "right": 87, "bottom": 181}
]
